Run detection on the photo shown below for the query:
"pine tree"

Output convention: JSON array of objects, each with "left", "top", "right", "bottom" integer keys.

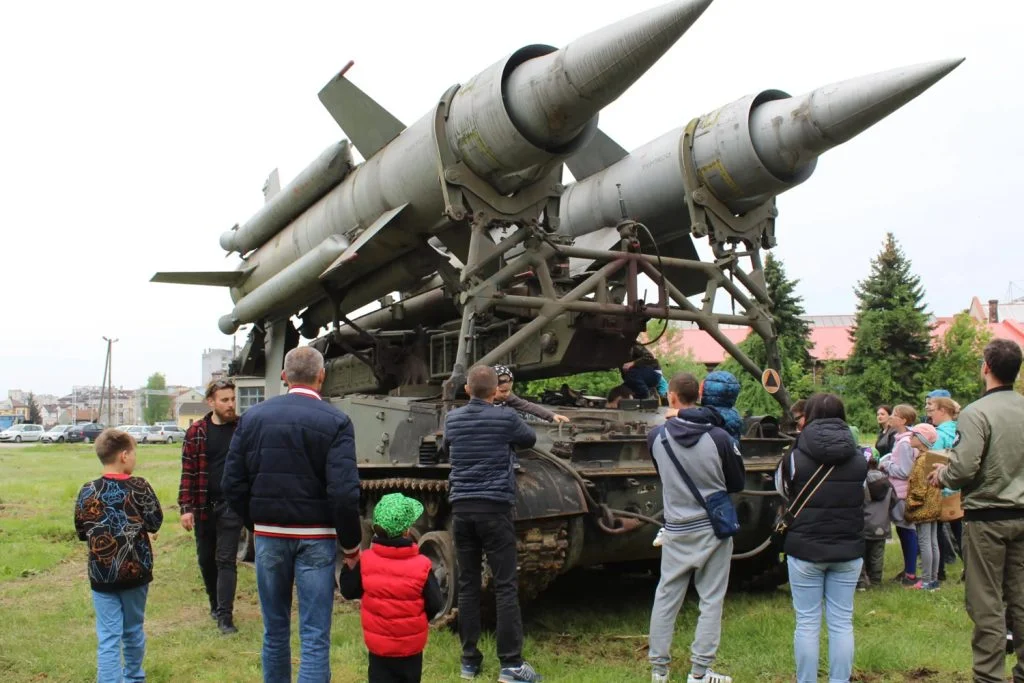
[
  {"left": 763, "top": 252, "right": 812, "bottom": 369},
  {"left": 847, "top": 233, "right": 933, "bottom": 408},
  {"left": 27, "top": 393, "right": 42, "bottom": 425}
]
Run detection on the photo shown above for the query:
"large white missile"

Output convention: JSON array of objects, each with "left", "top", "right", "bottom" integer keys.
[{"left": 152, "top": 0, "right": 714, "bottom": 333}]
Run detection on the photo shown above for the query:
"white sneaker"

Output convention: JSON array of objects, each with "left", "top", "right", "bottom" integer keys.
[
  {"left": 687, "top": 671, "right": 732, "bottom": 683},
  {"left": 653, "top": 527, "right": 665, "bottom": 547}
]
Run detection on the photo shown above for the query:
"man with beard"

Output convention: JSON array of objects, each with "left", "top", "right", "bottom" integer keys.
[{"left": 178, "top": 378, "right": 242, "bottom": 634}]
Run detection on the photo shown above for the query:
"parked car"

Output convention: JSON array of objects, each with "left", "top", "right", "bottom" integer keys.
[
  {"left": 145, "top": 424, "right": 185, "bottom": 444},
  {"left": 123, "top": 425, "right": 151, "bottom": 443},
  {"left": 0, "top": 424, "right": 46, "bottom": 443},
  {"left": 41, "top": 424, "right": 74, "bottom": 443},
  {"left": 65, "top": 423, "right": 107, "bottom": 444}
]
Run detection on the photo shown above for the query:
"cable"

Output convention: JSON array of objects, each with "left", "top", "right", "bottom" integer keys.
[{"left": 634, "top": 221, "right": 670, "bottom": 347}]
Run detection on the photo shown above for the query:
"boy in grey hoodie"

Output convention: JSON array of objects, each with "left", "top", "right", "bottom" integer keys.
[
  {"left": 858, "top": 463, "right": 896, "bottom": 590},
  {"left": 646, "top": 373, "right": 745, "bottom": 683}
]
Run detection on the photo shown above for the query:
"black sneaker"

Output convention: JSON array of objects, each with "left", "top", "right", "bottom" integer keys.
[
  {"left": 209, "top": 608, "right": 218, "bottom": 621},
  {"left": 218, "top": 615, "right": 238, "bottom": 635}
]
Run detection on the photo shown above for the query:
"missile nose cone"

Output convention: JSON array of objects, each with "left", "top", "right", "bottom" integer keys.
[
  {"left": 218, "top": 314, "right": 239, "bottom": 335},
  {"left": 750, "top": 58, "right": 965, "bottom": 178},
  {"left": 563, "top": 0, "right": 714, "bottom": 104},
  {"left": 505, "top": 0, "right": 713, "bottom": 149}
]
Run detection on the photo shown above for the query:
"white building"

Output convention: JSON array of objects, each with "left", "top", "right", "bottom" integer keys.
[{"left": 202, "top": 348, "right": 234, "bottom": 386}]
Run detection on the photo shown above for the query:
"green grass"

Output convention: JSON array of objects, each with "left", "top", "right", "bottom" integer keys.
[{"left": 0, "top": 444, "right": 1000, "bottom": 681}]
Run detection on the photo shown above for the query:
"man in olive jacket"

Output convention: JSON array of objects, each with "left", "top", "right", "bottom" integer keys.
[{"left": 930, "top": 338, "right": 1024, "bottom": 682}]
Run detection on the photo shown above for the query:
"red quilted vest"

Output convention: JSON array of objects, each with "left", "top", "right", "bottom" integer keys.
[{"left": 360, "top": 541, "right": 433, "bottom": 657}]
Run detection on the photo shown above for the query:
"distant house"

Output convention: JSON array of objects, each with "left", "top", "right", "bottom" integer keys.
[
  {"left": 177, "top": 402, "right": 207, "bottom": 428},
  {"left": 174, "top": 389, "right": 206, "bottom": 428},
  {"left": 651, "top": 296, "right": 1024, "bottom": 371}
]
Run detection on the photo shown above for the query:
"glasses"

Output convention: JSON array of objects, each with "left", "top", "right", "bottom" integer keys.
[{"left": 206, "top": 379, "right": 235, "bottom": 397}]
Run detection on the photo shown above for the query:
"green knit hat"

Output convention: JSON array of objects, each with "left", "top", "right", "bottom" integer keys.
[{"left": 373, "top": 493, "right": 424, "bottom": 538}]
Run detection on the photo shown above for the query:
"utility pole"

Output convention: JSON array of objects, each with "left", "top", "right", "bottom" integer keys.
[{"left": 98, "top": 337, "right": 118, "bottom": 425}]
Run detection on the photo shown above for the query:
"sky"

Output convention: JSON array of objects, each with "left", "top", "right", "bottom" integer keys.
[{"left": 1, "top": 0, "right": 1018, "bottom": 397}]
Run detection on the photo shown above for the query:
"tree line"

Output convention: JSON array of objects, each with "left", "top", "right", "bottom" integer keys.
[{"left": 519, "top": 232, "right": 1001, "bottom": 432}]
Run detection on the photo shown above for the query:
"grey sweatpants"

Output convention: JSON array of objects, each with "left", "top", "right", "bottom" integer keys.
[
  {"left": 918, "top": 521, "right": 940, "bottom": 584},
  {"left": 649, "top": 526, "right": 732, "bottom": 675}
]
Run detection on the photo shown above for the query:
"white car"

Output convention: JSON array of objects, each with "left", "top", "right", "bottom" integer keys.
[
  {"left": 123, "top": 425, "right": 151, "bottom": 443},
  {"left": 145, "top": 424, "right": 186, "bottom": 444},
  {"left": 41, "top": 424, "right": 74, "bottom": 443},
  {"left": 0, "top": 424, "right": 46, "bottom": 443}
]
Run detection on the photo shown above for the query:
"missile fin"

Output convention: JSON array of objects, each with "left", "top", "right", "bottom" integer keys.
[
  {"left": 319, "top": 204, "right": 409, "bottom": 283},
  {"left": 565, "top": 128, "right": 628, "bottom": 180},
  {"left": 150, "top": 266, "right": 255, "bottom": 287},
  {"left": 318, "top": 69, "right": 405, "bottom": 160},
  {"left": 262, "top": 169, "right": 281, "bottom": 202}
]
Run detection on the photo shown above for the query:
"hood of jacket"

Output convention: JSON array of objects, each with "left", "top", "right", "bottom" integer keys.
[
  {"left": 797, "top": 418, "right": 860, "bottom": 466},
  {"left": 664, "top": 407, "right": 725, "bottom": 448}
]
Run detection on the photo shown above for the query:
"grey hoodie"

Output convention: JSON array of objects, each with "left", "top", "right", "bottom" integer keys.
[{"left": 647, "top": 408, "right": 746, "bottom": 533}]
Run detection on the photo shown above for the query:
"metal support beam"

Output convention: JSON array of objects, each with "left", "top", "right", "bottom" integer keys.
[{"left": 475, "top": 259, "right": 625, "bottom": 368}]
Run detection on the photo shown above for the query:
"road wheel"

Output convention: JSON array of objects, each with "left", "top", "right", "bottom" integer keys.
[
  {"left": 84, "top": 437, "right": 91, "bottom": 444},
  {"left": 14, "top": 436, "right": 21, "bottom": 443},
  {"left": 58, "top": 436, "right": 64, "bottom": 443},
  {"left": 167, "top": 437, "right": 175, "bottom": 444},
  {"left": 419, "top": 530, "right": 458, "bottom": 626},
  {"left": 237, "top": 526, "right": 255, "bottom": 562}
]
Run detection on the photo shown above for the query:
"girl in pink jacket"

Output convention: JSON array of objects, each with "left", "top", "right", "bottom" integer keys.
[{"left": 879, "top": 404, "right": 919, "bottom": 586}]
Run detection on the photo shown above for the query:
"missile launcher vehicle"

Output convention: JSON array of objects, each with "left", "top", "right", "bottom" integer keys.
[{"left": 154, "top": 0, "right": 962, "bottom": 621}]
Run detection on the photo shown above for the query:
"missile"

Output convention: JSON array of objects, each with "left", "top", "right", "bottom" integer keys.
[
  {"left": 152, "top": 0, "right": 963, "bottom": 344},
  {"left": 218, "top": 235, "right": 347, "bottom": 335},
  {"left": 219, "top": 141, "right": 354, "bottom": 255},
  {"left": 152, "top": 0, "right": 714, "bottom": 334},
  {"left": 557, "top": 58, "right": 965, "bottom": 287}
]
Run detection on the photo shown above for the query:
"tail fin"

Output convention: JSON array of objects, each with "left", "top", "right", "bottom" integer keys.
[
  {"left": 150, "top": 266, "right": 254, "bottom": 287},
  {"left": 318, "top": 61, "right": 406, "bottom": 160}
]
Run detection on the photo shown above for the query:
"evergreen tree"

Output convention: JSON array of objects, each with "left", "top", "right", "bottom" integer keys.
[
  {"left": 923, "top": 312, "right": 991, "bottom": 404},
  {"left": 143, "top": 373, "right": 171, "bottom": 425},
  {"left": 846, "top": 233, "right": 933, "bottom": 408},
  {"left": 26, "top": 393, "right": 42, "bottom": 425},
  {"left": 763, "top": 253, "right": 812, "bottom": 369}
]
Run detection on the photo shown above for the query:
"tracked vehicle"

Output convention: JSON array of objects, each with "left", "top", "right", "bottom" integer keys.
[{"left": 152, "top": 0, "right": 962, "bottom": 622}]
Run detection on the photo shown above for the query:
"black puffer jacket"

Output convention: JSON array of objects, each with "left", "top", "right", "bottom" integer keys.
[
  {"left": 443, "top": 398, "right": 537, "bottom": 505},
  {"left": 781, "top": 418, "right": 867, "bottom": 563}
]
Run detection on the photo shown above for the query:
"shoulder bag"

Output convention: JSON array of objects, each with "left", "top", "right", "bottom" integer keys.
[
  {"left": 773, "top": 456, "right": 835, "bottom": 540},
  {"left": 659, "top": 432, "right": 740, "bottom": 539}
]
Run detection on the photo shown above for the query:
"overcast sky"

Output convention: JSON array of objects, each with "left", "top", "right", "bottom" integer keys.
[{"left": 1, "top": 0, "right": 1016, "bottom": 397}]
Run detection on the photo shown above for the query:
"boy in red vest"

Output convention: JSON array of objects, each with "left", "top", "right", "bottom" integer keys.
[{"left": 340, "top": 493, "right": 444, "bottom": 683}]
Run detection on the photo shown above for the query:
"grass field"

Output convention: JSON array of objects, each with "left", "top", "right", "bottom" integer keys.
[{"left": 0, "top": 443, "right": 1001, "bottom": 682}]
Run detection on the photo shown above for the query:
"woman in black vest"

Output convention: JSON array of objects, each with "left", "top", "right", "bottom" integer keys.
[
  {"left": 874, "top": 405, "right": 896, "bottom": 456},
  {"left": 776, "top": 393, "right": 867, "bottom": 683}
]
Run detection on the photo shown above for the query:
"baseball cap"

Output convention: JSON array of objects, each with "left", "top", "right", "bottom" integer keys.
[{"left": 909, "top": 422, "right": 938, "bottom": 449}]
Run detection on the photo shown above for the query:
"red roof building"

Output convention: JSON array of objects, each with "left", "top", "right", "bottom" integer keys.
[{"left": 652, "top": 297, "right": 1024, "bottom": 368}]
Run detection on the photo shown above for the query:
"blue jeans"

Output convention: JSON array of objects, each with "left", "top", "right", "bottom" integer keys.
[
  {"left": 91, "top": 584, "right": 148, "bottom": 683},
  {"left": 788, "top": 556, "right": 862, "bottom": 683},
  {"left": 255, "top": 536, "right": 337, "bottom": 683}
]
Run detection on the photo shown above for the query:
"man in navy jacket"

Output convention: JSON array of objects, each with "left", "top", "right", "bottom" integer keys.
[
  {"left": 222, "top": 346, "right": 360, "bottom": 683},
  {"left": 442, "top": 365, "right": 542, "bottom": 683}
]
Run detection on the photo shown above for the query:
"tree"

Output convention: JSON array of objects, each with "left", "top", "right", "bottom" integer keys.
[
  {"left": 26, "top": 393, "right": 42, "bottom": 425},
  {"left": 714, "top": 335, "right": 812, "bottom": 418},
  {"left": 143, "top": 373, "right": 171, "bottom": 425},
  {"left": 923, "top": 312, "right": 991, "bottom": 405},
  {"left": 516, "top": 348, "right": 707, "bottom": 400},
  {"left": 763, "top": 252, "right": 812, "bottom": 369},
  {"left": 846, "top": 233, "right": 933, "bottom": 409}
]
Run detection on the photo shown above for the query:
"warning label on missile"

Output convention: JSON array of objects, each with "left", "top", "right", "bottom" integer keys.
[{"left": 761, "top": 368, "right": 781, "bottom": 394}]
